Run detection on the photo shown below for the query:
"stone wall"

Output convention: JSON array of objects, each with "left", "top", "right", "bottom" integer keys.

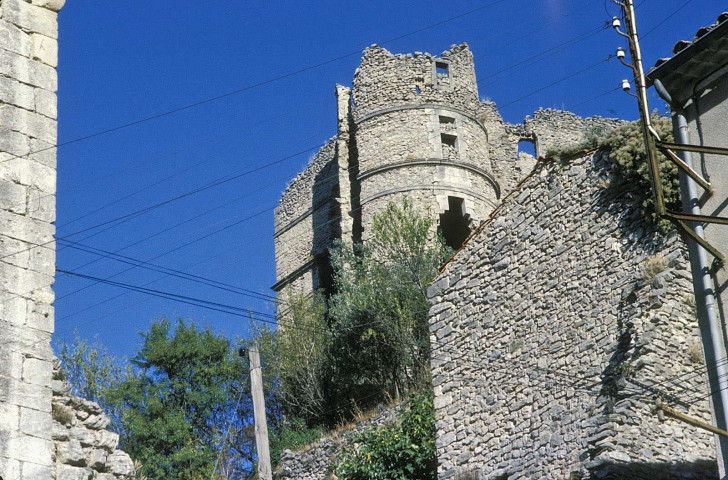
[
  {"left": 276, "top": 404, "right": 401, "bottom": 480},
  {"left": 0, "top": 0, "right": 64, "bottom": 478},
  {"left": 51, "top": 364, "right": 134, "bottom": 480},
  {"left": 427, "top": 152, "right": 717, "bottom": 479},
  {"left": 273, "top": 139, "right": 339, "bottom": 296}
]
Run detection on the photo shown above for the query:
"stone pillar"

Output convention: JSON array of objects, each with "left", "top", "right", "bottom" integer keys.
[
  {"left": 335, "top": 84, "right": 354, "bottom": 247},
  {"left": 0, "top": 0, "right": 64, "bottom": 478}
]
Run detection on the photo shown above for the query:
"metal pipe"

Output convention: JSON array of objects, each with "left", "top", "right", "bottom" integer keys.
[{"left": 654, "top": 78, "right": 728, "bottom": 478}]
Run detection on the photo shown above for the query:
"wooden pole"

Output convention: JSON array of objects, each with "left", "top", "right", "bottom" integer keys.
[
  {"left": 248, "top": 343, "right": 272, "bottom": 480},
  {"left": 657, "top": 398, "right": 728, "bottom": 438}
]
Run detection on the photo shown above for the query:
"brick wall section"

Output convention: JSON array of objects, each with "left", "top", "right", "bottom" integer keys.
[
  {"left": 427, "top": 152, "right": 716, "bottom": 479},
  {"left": 0, "top": 0, "right": 64, "bottom": 478}
]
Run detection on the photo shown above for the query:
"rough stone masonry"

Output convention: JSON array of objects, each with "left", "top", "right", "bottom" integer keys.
[
  {"left": 428, "top": 152, "right": 716, "bottom": 479},
  {"left": 0, "top": 0, "right": 65, "bottom": 478},
  {"left": 273, "top": 43, "right": 622, "bottom": 309}
]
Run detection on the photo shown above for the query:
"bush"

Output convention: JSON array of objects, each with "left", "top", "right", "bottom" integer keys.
[{"left": 334, "top": 392, "right": 437, "bottom": 480}]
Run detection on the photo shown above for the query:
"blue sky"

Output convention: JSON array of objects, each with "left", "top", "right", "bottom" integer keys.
[{"left": 52, "top": 0, "right": 724, "bottom": 360}]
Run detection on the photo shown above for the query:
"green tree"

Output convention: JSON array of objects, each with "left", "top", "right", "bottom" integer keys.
[
  {"left": 110, "top": 318, "right": 252, "bottom": 480},
  {"left": 326, "top": 200, "right": 452, "bottom": 418}
]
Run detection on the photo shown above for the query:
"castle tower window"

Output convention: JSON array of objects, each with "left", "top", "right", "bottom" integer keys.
[
  {"left": 439, "top": 196, "right": 470, "bottom": 251},
  {"left": 434, "top": 61, "right": 452, "bottom": 89},
  {"left": 439, "top": 115, "right": 456, "bottom": 132},
  {"left": 441, "top": 133, "right": 458, "bottom": 160}
]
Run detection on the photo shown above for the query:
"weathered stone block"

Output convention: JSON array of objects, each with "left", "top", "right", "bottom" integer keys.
[
  {"left": 0, "top": 208, "right": 54, "bottom": 244},
  {"left": 1, "top": 0, "right": 59, "bottom": 38},
  {"left": 21, "top": 461, "right": 53, "bottom": 479},
  {"left": 0, "top": 68, "right": 35, "bottom": 109},
  {"left": 4, "top": 377, "right": 52, "bottom": 412},
  {"left": 0, "top": 47, "right": 57, "bottom": 91},
  {"left": 0, "top": 178, "right": 27, "bottom": 214},
  {"left": 0, "top": 295, "right": 27, "bottom": 325},
  {"left": 26, "top": 300, "right": 54, "bottom": 333},
  {"left": 5, "top": 432, "right": 52, "bottom": 464},
  {"left": 94, "top": 430, "right": 119, "bottom": 452},
  {"left": 0, "top": 18, "right": 32, "bottom": 57},
  {"left": 34, "top": 87, "right": 57, "bottom": 119},
  {"left": 30, "top": 0, "right": 66, "bottom": 12},
  {"left": 0, "top": 402, "right": 21, "bottom": 431},
  {"left": 30, "top": 33, "right": 57, "bottom": 67},
  {"left": 56, "top": 464, "right": 93, "bottom": 480},
  {"left": 56, "top": 439, "right": 86, "bottom": 466},
  {"left": 22, "top": 356, "right": 52, "bottom": 386},
  {"left": 106, "top": 451, "right": 134, "bottom": 476},
  {"left": 0, "top": 125, "right": 30, "bottom": 157},
  {"left": 0, "top": 103, "right": 58, "bottom": 143}
]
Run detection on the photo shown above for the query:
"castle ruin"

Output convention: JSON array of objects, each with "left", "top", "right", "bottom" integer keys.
[{"left": 273, "top": 43, "right": 622, "bottom": 301}]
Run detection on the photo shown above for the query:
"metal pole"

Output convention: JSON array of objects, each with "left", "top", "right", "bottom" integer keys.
[
  {"left": 248, "top": 343, "right": 273, "bottom": 480},
  {"left": 653, "top": 78, "right": 728, "bottom": 478}
]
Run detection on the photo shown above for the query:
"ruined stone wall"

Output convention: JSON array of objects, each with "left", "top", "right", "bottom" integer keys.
[
  {"left": 427, "top": 152, "right": 716, "bottom": 479},
  {"left": 51, "top": 364, "right": 134, "bottom": 480},
  {"left": 273, "top": 139, "right": 339, "bottom": 296},
  {"left": 351, "top": 45, "right": 499, "bottom": 243},
  {"left": 351, "top": 44, "right": 479, "bottom": 120},
  {"left": 276, "top": 404, "right": 401, "bottom": 480},
  {"left": 0, "top": 0, "right": 64, "bottom": 477}
]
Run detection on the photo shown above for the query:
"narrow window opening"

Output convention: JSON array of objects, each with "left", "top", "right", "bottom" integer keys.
[
  {"left": 435, "top": 61, "right": 451, "bottom": 88},
  {"left": 438, "top": 196, "right": 470, "bottom": 251},
  {"left": 415, "top": 85, "right": 421, "bottom": 95},
  {"left": 441, "top": 133, "right": 458, "bottom": 161},
  {"left": 439, "top": 115, "right": 456, "bottom": 133},
  {"left": 516, "top": 139, "right": 537, "bottom": 172}
]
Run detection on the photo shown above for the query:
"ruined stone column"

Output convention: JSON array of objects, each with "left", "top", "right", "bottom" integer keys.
[
  {"left": 0, "top": 0, "right": 64, "bottom": 478},
  {"left": 335, "top": 84, "right": 354, "bottom": 248}
]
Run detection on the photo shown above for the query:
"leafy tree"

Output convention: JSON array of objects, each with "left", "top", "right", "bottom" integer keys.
[
  {"left": 334, "top": 392, "right": 437, "bottom": 480},
  {"left": 326, "top": 200, "right": 452, "bottom": 416},
  {"left": 112, "top": 318, "right": 251, "bottom": 480},
  {"left": 59, "top": 319, "right": 261, "bottom": 479},
  {"left": 258, "top": 291, "right": 331, "bottom": 426}
]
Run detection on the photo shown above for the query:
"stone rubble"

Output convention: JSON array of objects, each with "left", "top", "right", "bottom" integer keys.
[{"left": 51, "top": 363, "right": 135, "bottom": 480}]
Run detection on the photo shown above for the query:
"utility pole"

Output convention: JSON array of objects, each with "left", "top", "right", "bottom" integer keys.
[{"left": 248, "top": 342, "right": 272, "bottom": 480}]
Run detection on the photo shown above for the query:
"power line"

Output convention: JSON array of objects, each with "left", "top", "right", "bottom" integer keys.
[
  {"left": 641, "top": 0, "right": 694, "bottom": 38},
  {"left": 499, "top": 55, "right": 614, "bottom": 109},
  {"left": 0, "top": 0, "right": 510, "bottom": 166},
  {"left": 0, "top": 144, "right": 321, "bottom": 262}
]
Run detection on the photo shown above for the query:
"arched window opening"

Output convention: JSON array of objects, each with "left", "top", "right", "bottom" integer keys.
[{"left": 439, "top": 196, "right": 471, "bottom": 251}]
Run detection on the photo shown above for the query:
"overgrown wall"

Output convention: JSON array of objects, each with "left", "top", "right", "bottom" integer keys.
[
  {"left": 0, "top": 0, "right": 64, "bottom": 477},
  {"left": 276, "top": 404, "right": 401, "bottom": 480},
  {"left": 427, "top": 152, "right": 716, "bottom": 479}
]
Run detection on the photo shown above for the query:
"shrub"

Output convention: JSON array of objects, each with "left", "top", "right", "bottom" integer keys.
[{"left": 334, "top": 392, "right": 437, "bottom": 480}]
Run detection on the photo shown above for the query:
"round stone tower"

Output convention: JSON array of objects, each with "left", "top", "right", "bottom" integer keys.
[{"left": 350, "top": 43, "right": 500, "bottom": 249}]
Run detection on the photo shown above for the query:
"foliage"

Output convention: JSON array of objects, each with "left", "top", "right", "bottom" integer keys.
[
  {"left": 111, "top": 318, "right": 251, "bottom": 480},
  {"left": 259, "top": 292, "right": 331, "bottom": 425},
  {"left": 57, "top": 333, "right": 131, "bottom": 435},
  {"left": 326, "top": 200, "right": 452, "bottom": 419},
  {"left": 334, "top": 392, "right": 437, "bottom": 480},
  {"left": 260, "top": 201, "right": 450, "bottom": 427},
  {"left": 546, "top": 115, "right": 679, "bottom": 229},
  {"left": 59, "top": 319, "right": 258, "bottom": 480},
  {"left": 597, "top": 114, "right": 679, "bottom": 227},
  {"left": 269, "top": 416, "right": 322, "bottom": 463}
]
